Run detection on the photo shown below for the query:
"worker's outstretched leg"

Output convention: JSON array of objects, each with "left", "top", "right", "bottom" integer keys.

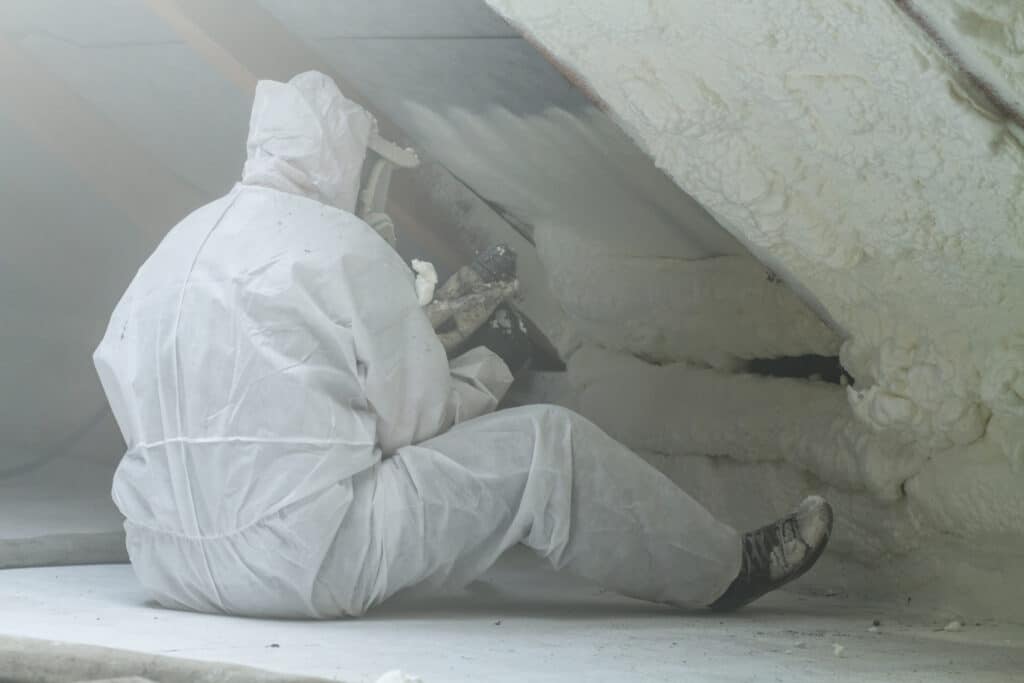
[{"left": 313, "top": 404, "right": 744, "bottom": 615}]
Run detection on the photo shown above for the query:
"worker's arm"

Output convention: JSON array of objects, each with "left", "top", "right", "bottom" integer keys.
[
  {"left": 334, "top": 231, "right": 454, "bottom": 453},
  {"left": 445, "top": 346, "right": 514, "bottom": 424}
]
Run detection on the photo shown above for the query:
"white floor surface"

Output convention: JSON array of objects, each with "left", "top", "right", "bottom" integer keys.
[{"left": 0, "top": 548, "right": 1020, "bottom": 682}]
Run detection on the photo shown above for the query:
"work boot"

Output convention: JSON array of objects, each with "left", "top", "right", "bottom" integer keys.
[{"left": 710, "top": 495, "right": 833, "bottom": 612}]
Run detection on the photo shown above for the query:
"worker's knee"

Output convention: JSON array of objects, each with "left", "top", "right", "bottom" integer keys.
[
  {"left": 524, "top": 402, "right": 572, "bottom": 424},
  {"left": 527, "top": 403, "right": 598, "bottom": 436}
]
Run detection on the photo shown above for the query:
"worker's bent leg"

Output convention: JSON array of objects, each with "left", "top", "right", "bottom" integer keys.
[{"left": 315, "top": 405, "right": 742, "bottom": 615}]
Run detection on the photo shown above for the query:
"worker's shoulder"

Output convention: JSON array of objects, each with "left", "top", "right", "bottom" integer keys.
[
  {"left": 228, "top": 185, "right": 383, "bottom": 250},
  {"left": 134, "top": 186, "right": 390, "bottom": 290}
]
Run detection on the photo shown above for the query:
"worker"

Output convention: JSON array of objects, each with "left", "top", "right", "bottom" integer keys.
[{"left": 93, "top": 71, "right": 832, "bottom": 619}]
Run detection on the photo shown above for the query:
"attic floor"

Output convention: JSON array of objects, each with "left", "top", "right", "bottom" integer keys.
[{"left": 0, "top": 548, "right": 1020, "bottom": 682}]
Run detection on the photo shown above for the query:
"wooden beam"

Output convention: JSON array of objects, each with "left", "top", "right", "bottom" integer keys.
[
  {"left": 143, "top": 0, "right": 258, "bottom": 95},
  {"left": 141, "top": 0, "right": 408, "bottom": 142},
  {"left": 0, "top": 35, "right": 207, "bottom": 233}
]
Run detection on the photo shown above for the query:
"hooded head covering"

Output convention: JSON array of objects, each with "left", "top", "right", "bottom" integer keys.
[{"left": 242, "top": 71, "right": 374, "bottom": 213}]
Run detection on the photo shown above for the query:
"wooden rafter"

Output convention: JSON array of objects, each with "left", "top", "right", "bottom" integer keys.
[{"left": 0, "top": 34, "right": 207, "bottom": 233}]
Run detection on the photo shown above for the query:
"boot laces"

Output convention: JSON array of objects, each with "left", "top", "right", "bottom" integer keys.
[{"left": 746, "top": 514, "right": 805, "bottom": 578}]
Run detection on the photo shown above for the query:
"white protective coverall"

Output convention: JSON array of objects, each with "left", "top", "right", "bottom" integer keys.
[{"left": 94, "top": 71, "right": 741, "bottom": 618}]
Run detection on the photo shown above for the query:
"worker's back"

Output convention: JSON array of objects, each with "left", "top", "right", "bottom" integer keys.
[
  {"left": 91, "top": 72, "right": 454, "bottom": 616},
  {"left": 97, "top": 183, "right": 399, "bottom": 534}
]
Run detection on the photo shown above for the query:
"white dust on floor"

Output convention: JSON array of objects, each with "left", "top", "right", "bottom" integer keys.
[{"left": 0, "top": 548, "right": 1019, "bottom": 683}]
